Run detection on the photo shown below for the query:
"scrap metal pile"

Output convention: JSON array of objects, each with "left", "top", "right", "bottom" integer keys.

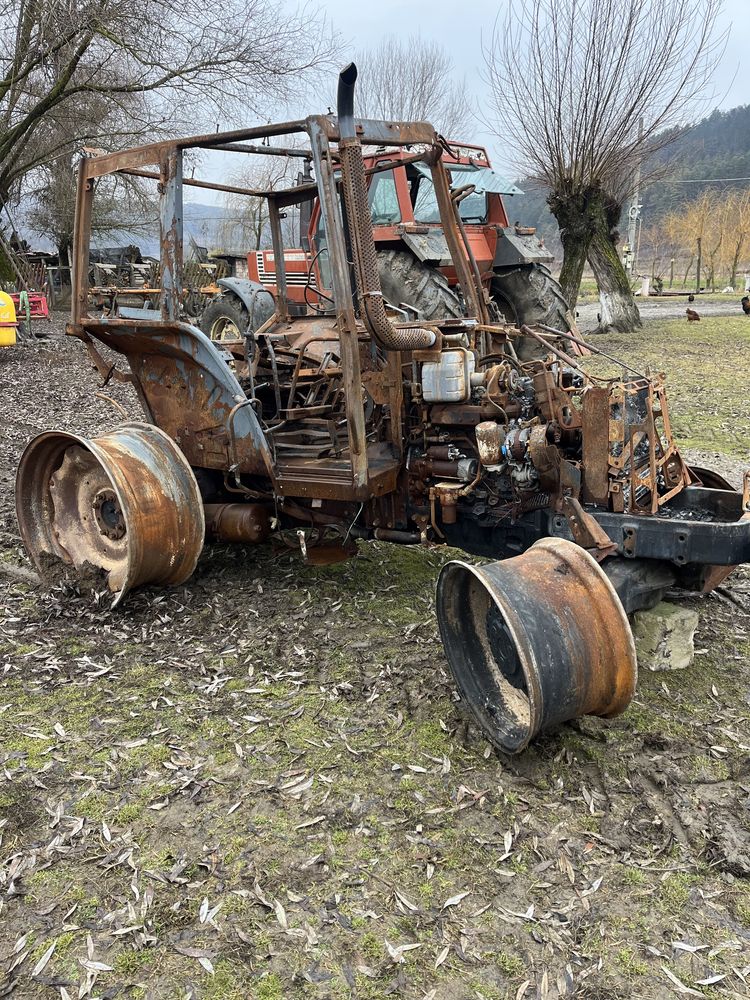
[{"left": 15, "top": 65, "right": 750, "bottom": 753}]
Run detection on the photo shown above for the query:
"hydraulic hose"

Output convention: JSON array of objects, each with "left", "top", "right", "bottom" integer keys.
[{"left": 336, "top": 63, "right": 436, "bottom": 352}]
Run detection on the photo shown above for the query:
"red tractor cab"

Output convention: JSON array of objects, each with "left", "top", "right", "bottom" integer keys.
[{"left": 202, "top": 142, "right": 573, "bottom": 345}]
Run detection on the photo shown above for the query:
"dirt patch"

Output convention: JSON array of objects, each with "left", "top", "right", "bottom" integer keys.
[
  {"left": 577, "top": 294, "right": 749, "bottom": 330},
  {"left": 0, "top": 319, "right": 749, "bottom": 999}
]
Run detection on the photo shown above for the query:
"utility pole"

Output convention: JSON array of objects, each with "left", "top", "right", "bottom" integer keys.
[{"left": 625, "top": 117, "right": 643, "bottom": 279}]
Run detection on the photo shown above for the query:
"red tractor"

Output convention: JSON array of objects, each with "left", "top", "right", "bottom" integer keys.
[{"left": 199, "top": 143, "right": 573, "bottom": 349}]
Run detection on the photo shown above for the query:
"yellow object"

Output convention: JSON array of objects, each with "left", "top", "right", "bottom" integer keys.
[{"left": 0, "top": 290, "right": 17, "bottom": 347}]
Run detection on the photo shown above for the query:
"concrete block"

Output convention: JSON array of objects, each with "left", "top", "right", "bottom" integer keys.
[{"left": 631, "top": 601, "right": 699, "bottom": 671}]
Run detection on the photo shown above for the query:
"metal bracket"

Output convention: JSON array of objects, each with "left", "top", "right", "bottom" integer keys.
[{"left": 562, "top": 496, "right": 618, "bottom": 562}]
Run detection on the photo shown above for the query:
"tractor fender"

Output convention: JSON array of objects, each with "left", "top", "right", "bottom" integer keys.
[
  {"left": 493, "top": 227, "right": 554, "bottom": 268},
  {"left": 217, "top": 277, "right": 275, "bottom": 332},
  {"left": 399, "top": 229, "right": 452, "bottom": 267},
  {"left": 78, "top": 314, "right": 276, "bottom": 483}
]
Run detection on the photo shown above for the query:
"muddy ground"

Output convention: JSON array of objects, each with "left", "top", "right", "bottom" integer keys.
[{"left": 0, "top": 315, "right": 749, "bottom": 1000}]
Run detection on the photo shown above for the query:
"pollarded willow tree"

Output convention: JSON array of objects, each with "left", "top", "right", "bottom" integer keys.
[{"left": 484, "top": 0, "right": 724, "bottom": 331}]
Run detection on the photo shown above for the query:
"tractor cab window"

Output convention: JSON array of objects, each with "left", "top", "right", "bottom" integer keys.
[
  {"left": 313, "top": 206, "right": 332, "bottom": 290},
  {"left": 409, "top": 164, "right": 440, "bottom": 223},
  {"left": 368, "top": 166, "right": 401, "bottom": 225},
  {"left": 450, "top": 167, "right": 489, "bottom": 223},
  {"left": 409, "top": 163, "right": 489, "bottom": 224}
]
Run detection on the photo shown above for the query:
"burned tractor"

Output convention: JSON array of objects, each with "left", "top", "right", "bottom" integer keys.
[{"left": 15, "top": 65, "right": 750, "bottom": 753}]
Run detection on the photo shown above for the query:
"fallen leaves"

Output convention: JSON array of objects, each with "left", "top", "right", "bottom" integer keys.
[
  {"left": 442, "top": 890, "right": 470, "bottom": 910},
  {"left": 31, "top": 939, "right": 57, "bottom": 977},
  {"left": 2, "top": 331, "right": 750, "bottom": 1000},
  {"left": 385, "top": 939, "right": 423, "bottom": 963}
]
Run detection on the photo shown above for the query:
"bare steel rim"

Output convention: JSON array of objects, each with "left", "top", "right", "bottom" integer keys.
[
  {"left": 436, "top": 538, "right": 637, "bottom": 754},
  {"left": 15, "top": 422, "right": 205, "bottom": 605}
]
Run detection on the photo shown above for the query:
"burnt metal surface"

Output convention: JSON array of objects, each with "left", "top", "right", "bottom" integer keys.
[
  {"left": 204, "top": 503, "right": 271, "bottom": 543},
  {"left": 16, "top": 423, "right": 204, "bottom": 605},
  {"left": 549, "top": 487, "right": 750, "bottom": 567},
  {"left": 78, "top": 317, "right": 275, "bottom": 480},
  {"left": 436, "top": 538, "right": 637, "bottom": 754}
]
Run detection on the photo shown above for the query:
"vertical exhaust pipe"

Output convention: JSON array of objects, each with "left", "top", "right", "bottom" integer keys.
[{"left": 336, "top": 63, "right": 436, "bottom": 352}]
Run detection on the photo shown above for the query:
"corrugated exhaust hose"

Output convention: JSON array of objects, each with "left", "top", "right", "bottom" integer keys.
[{"left": 337, "top": 63, "right": 436, "bottom": 352}]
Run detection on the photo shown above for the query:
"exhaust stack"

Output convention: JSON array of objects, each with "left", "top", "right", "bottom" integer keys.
[{"left": 336, "top": 63, "right": 436, "bottom": 352}]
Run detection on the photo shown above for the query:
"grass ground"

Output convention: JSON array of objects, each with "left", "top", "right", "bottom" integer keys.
[
  {"left": 584, "top": 314, "right": 750, "bottom": 462},
  {"left": 0, "top": 316, "right": 748, "bottom": 999}
]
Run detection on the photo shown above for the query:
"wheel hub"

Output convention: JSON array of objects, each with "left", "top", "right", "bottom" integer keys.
[
  {"left": 92, "top": 488, "right": 126, "bottom": 540},
  {"left": 210, "top": 317, "right": 241, "bottom": 341}
]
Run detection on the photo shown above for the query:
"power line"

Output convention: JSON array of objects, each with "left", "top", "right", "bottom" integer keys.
[{"left": 667, "top": 176, "right": 750, "bottom": 183}]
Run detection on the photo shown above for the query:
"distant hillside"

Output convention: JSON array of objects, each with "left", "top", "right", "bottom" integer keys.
[
  {"left": 641, "top": 105, "right": 750, "bottom": 219},
  {"left": 18, "top": 200, "right": 228, "bottom": 257},
  {"left": 508, "top": 104, "right": 750, "bottom": 253}
]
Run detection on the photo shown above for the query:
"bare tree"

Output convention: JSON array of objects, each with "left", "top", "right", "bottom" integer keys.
[
  {"left": 219, "top": 156, "right": 298, "bottom": 251},
  {"left": 354, "top": 36, "right": 473, "bottom": 139},
  {"left": 484, "top": 0, "right": 724, "bottom": 331},
  {"left": 28, "top": 158, "right": 156, "bottom": 267},
  {"left": 0, "top": 0, "right": 337, "bottom": 203},
  {"left": 22, "top": 86, "right": 157, "bottom": 263},
  {"left": 661, "top": 187, "right": 750, "bottom": 290}
]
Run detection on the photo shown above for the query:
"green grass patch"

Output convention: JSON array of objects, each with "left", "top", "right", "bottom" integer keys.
[{"left": 594, "top": 316, "right": 750, "bottom": 460}]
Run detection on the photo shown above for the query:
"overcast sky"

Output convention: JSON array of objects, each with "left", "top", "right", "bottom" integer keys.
[
  {"left": 189, "top": 0, "right": 746, "bottom": 206},
  {"left": 328, "top": 0, "right": 745, "bottom": 158},
  {"left": 328, "top": 0, "right": 744, "bottom": 110}
]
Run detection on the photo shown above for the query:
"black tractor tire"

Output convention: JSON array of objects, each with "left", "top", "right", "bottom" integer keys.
[
  {"left": 199, "top": 294, "right": 249, "bottom": 342},
  {"left": 376, "top": 248, "right": 463, "bottom": 321},
  {"left": 491, "top": 263, "right": 572, "bottom": 331},
  {"left": 490, "top": 263, "right": 573, "bottom": 361}
]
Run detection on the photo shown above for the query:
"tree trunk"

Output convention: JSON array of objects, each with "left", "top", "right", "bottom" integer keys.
[
  {"left": 548, "top": 184, "right": 641, "bottom": 331},
  {"left": 682, "top": 256, "right": 693, "bottom": 287},
  {"left": 730, "top": 235, "right": 744, "bottom": 288},
  {"left": 557, "top": 230, "right": 590, "bottom": 308},
  {"left": 588, "top": 229, "right": 642, "bottom": 331},
  {"left": 586, "top": 190, "right": 641, "bottom": 332},
  {"left": 547, "top": 189, "right": 594, "bottom": 308}
]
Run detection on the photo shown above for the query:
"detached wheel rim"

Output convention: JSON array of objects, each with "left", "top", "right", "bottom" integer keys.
[
  {"left": 16, "top": 422, "right": 205, "bottom": 604},
  {"left": 436, "top": 538, "right": 637, "bottom": 753},
  {"left": 47, "top": 444, "right": 131, "bottom": 591}
]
